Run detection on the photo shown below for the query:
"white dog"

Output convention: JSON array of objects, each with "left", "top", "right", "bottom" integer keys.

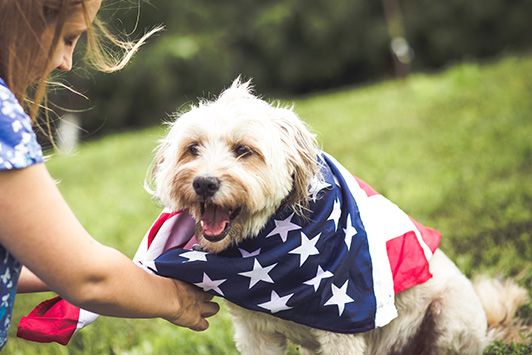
[{"left": 148, "top": 79, "right": 529, "bottom": 354}]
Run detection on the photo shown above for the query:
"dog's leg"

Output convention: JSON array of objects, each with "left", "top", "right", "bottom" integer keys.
[
  {"left": 232, "top": 320, "right": 288, "bottom": 355},
  {"left": 366, "top": 250, "right": 488, "bottom": 355},
  {"left": 425, "top": 251, "right": 489, "bottom": 354},
  {"left": 229, "top": 305, "right": 289, "bottom": 355},
  {"left": 311, "top": 329, "right": 366, "bottom": 355}
]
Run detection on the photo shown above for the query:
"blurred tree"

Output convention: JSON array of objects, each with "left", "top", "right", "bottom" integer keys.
[
  {"left": 47, "top": 0, "right": 532, "bottom": 139},
  {"left": 382, "top": 0, "right": 412, "bottom": 77}
]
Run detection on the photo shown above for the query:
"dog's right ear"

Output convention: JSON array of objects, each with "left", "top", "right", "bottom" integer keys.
[{"left": 272, "top": 108, "right": 321, "bottom": 216}]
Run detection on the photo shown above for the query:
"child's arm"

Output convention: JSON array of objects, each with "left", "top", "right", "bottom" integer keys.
[
  {"left": 0, "top": 164, "right": 218, "bottom": 331},
  {"left": 17, "top": 266, "right": 49, "bottom": 293}
]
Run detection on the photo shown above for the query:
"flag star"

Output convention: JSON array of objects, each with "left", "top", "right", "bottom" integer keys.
[
  {"left": 324, "top": 280, "right": 354, "bottom": 316},
  {"left": 180, "top": 250, "right": 209, "bottom": 262},
  {"left": 327, "top": 198, "right": 342, "bottom": 231},
  {"left": 239, "top": 259, "right": 277, "bottom": 289},
  {"left": 289, "top": 232, "right": 320, "bottom": 267},
  {"left": 333, "top": 174, "right": 341, "bottom": 187},
  {"left": 343, "top": 213, "right": 358, "bottom": 251},
  {"left": 304, "top": 265, "right": 334, "bottom": 292},
  {"left": 194, "top": 273, "right": 226, "bottom": 296},
  {"left": 308, "top": 176, "right": 331, "bottom": 201},
  {"left": 266, "top": 213, "right": 301, "bottom": 242},
  {"left": 239, "top": 248, "right": 261, "bottom": 258},
  {"left": 257, "top": 290, "right": 294, "bottom": 313}
]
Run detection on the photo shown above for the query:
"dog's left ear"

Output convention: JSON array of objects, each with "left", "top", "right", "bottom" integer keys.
[{"left": 273, "top": 107, "right": 320, "bottom": 215}]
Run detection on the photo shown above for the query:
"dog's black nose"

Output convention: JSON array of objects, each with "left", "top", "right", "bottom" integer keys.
[{"left": 193, "top": 176, "right": 220, "bottom": 198}]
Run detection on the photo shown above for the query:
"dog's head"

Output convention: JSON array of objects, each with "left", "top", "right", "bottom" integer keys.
[{"left": 147, "top": 78, "right": 320, "bottom": 253}]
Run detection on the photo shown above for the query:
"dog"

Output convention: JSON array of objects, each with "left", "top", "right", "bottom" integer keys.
[{"left": 148, "top": 78, "right": 530, "bottom": 354}]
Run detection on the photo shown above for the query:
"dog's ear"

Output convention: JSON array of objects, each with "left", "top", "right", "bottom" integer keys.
[
  {"left": 144, "top": 139, "right": 170, "bottom": 198},
  {"left": 273, "top": 108, "right": 321, "bottom": 216}
]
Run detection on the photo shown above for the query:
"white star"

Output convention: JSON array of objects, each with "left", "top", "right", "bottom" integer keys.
[
  {"left": 238, "top": 259, "right": 277, "bottom": 289},
  {"left": 239, "top": 248, "right": 261, "bottom": 258},
  {"left": 324, "top": 280, "right": 354, "bottom": 316},
  {"left": 308, "top": 176, "right": 331, "bottom": 201},
  {"left": 304, "top": 265, "right": 334, "bottom": 292},
  {"left": 327, "top": 198, "right": 342, "bottom": 231},
  {"left": 265, "top": 213, "right": 301, "bottom": 242},
  {"left": 333, "top": 174, "right": 341, "bottom": 187},
  {"left": 289, "top": 232, "right": 320, "bottom": 267},
  {"left": 194, "top": 273, "right": 226, "bottom": 296},
  {"left": 180, "top": 250, "right": 208, "bottom": 262},
  {"left": 257, "top": 290, "right": 294, "bottom": 313},
  {"left": 343, "top": 213, "right": 358, "bottom": 251}
]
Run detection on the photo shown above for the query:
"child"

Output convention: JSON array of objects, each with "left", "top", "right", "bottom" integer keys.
[{"left": 0, "top": 0, "right": 219, "bottom": 350}]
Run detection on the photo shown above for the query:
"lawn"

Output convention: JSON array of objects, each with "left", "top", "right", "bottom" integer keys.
[{"left": 5, "top": 55, "right": 532, "bottom": 354}]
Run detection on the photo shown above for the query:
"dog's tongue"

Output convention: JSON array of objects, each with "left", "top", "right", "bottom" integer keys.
[{"left": 202, "top": 204, "right": 230, "bottom": 236}]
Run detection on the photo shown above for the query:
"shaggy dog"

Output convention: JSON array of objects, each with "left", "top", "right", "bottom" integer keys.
[{"left": 148, "top": 79, "right": 529, "bottom": 354}]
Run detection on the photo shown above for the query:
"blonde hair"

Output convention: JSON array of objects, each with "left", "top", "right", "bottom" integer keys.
[{"left": 0, "top": 0, "right": 161, "bottom": 121}]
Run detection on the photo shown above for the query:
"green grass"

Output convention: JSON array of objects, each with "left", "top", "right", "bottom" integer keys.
[{"left": 5, "top": 55, "right": 532, "bottom": 354}]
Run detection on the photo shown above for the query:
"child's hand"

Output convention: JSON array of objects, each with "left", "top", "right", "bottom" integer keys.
[{"left": 166, "top": 279, "right": 220, "bottom": 331}]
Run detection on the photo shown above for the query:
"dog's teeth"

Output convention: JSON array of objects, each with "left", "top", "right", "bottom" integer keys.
[{"left": 200, "top": 220, "right": 205, "bottom": 229}]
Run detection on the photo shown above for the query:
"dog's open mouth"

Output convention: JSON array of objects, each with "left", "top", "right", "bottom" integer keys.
[{"left": 199, "top": 203, "right": 241, "bottom": 242}]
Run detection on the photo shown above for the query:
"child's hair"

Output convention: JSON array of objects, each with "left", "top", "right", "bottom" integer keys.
[{"left": 0, "top": 0, "right": 161, "bottom": 121}]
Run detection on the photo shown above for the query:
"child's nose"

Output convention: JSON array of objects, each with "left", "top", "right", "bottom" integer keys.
[{"left": 57, "top": 48, "right": 74, "bottom": 72}]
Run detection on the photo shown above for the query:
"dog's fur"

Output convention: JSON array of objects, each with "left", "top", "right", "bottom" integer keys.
[{"left": 148, "top": 79, "right": 530, "bottom": 354}]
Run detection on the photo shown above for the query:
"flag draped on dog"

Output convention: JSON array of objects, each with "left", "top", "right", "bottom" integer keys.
[{"left": 17, "top": 153, "right": 440, "bottom": 343}]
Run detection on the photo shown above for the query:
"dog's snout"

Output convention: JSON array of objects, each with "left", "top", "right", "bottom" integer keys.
[{"left": 193, "top": 176, "right": 220, "bottom": 198}]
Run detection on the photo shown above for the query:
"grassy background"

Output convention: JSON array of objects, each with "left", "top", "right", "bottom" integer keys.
[{"left": 5, "top": 55, "right": 532, "bottom": 354}]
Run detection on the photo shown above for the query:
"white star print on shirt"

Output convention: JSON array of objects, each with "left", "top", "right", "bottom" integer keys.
[
  {"left": 238, "top": 259, "right": 277, "bottom": 289},
  {"left": 289, "top": 232, "right": 320, "bottom": 267},
  {"left": 194, "top": 273, "right": 226, "bottom": 296},
  {"left": 11, "top": 120, "right": 22, "bottom": 133},
  {"left": 257, "top": 290, "right": 294, "bottom": 313},
  {"left": 265, "top": 213, "right": 301, "bottom": 242},
  {"left": 324, "top": 280, "right": 355, "bottom": 316}
]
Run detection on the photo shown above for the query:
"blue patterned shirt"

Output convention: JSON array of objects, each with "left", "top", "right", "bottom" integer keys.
[{"left": 0, "top": 77, "right": 44, "bottom": 350}]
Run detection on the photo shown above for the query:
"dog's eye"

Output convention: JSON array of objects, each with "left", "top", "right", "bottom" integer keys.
[
  {"left": 188, "top": 143, "right": 200, "bottom": 156},
  {"left": 233, "top": 145, "right": 252, "bottom": 158}
]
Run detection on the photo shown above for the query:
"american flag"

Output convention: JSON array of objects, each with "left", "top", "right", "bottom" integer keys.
[{"left": 17, "top": 153, "right": 440, "bottom": 343}]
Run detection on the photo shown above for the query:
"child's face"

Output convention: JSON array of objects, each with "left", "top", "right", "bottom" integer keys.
[{"left": 37, "top": 0, "right": 102, "bottom": 78}]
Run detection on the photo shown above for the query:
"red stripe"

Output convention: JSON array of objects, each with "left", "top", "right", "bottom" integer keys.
[
  {"left": 147, "top": 211, "right": 180, "bottom": 249},
  {"left": 409, "top": 217, "right": 441, "bottom": 253},
  {"left": 354, "top": 176, "right": 379, "bottom": 197},
  {"left": 17, "top": 297, "right": 80, "bottom": 345},
  {"left": 386, "top": 231, "right": 433, "bottom": 294},
  {"left": 354, "top": 175, "right": 439, "bottom": 293}
]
